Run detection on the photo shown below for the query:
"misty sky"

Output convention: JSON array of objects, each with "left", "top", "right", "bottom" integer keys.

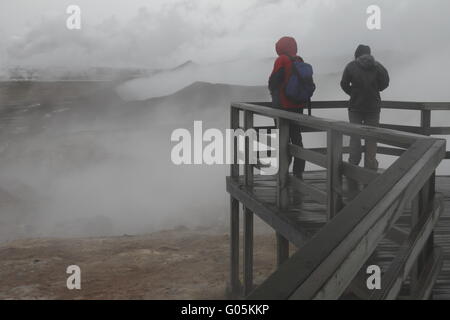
[{"left": 1, "top": 0, "right": 450, "bottom": 70}]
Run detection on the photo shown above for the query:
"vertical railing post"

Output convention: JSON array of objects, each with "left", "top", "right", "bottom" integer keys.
[
  {"left": 276, "top": 118, "right": 290, "bottom": 266},
  {"left": 231, "top": 107, "right": 240, "bottom": 180},
  {"left": 425, "top": 174, "right": 436, "bottom": 261},
  {"left": 244, "top": 111, "right": 254, "bottom": 187},
  {"left": 410, "top": 176, "right": 434, "bottom": 298},
  {"left": 276, "top": 234, "right": 289, "bottom": 267},
  {"left": 229, "top": 106, "right": 240, "bottom": 296},
  {"left": 230, "top": 197, "right": 240, "bottom": 297},
  {"left": 327, "top": 129, "right": 343, "bottom": 220},
  {"left": 242, "top": 110, "right": 254, "bottom": 295},
  {"left": 277, "top": 118, "right": 290, "bottom": 209},
  {"left": 420, "top": 109, "right": 431, "bottom": 136},
  {"left": 420, "top": 108, "right": 436, "bottom": 292},
  {"left": 243, "top": 207, "right": 254, "bottom": 296}
]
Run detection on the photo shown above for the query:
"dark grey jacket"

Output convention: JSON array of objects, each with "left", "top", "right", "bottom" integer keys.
[{"left": 340, "top": 54, "right": 390, "bottom": 113}]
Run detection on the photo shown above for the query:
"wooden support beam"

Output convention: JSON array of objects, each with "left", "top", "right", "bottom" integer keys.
[
  {"left": 230, "top": 196, "right": 240, "bottom": 296},
  {"left": 327, "top": 130, "right": 344, "bottom": 220},
  {"left": 421, "top": 110, "right": 431, "bottom": 136},
  {"left": 379, "top": 101, "right": 427, "bottom": 110},
  {"left": 243, "top": 207, "right": 254, "bottom": 296},
  {"left": 289, "top": 144, "right": 328, "bottom": 168},
  {"left": 244, "top": 110, "right": 254, "bottom": 187},
  {"left": 376, "top": 146, "right": 406, "bottom": 157},
  {"left": 288, "top": 176, "right": 328, "bottom": 204},
  {"left": 430, "top": 127, "right": 450, "bottom": 135},
  {"left": 253, "top": 126, "right": 277, "bottom": 131},
  {"left": 256, "top": 132, "right": 273, "bottom": 159},
  {"left": 425, "top": 173, "right": 436, "bottom": 259},
  {"left": 380, "top": 124, "right": 423, "bottom": 134},
  {"left": 410, "top": 178, "right": 432, "bottom": 296},
  {"left": 230, "top": 107, "right": 240, "bottom": 179},
  {"left": 309, "top": 146, "right": 406, "bottom": 157},
  {"left": 422, "top": 102, "right": 450, "bottom": 110},
  {"left": 226, "top": 178, "right": 308, "bottom": 247},
  {"left": 342, "top": 162, "right": 380, "bottom": 185},
  {"left": 277, "top": 118, "right": 290, "bottom": 210},
  {"left": 386, "top": 226, "right": 409, "bottom": 245},
  {"left": 410, "top": 247, "right": 444, "bottom": 300},
  {"left": 276, "top": 117, "right": 291, "bottom": 266},
  {"left": 277, "top": 233, "right": 289, "bottom": 267}
]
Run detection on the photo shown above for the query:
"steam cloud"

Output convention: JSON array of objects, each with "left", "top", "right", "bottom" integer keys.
[{"left": 0, "top": 0, "right": 449, "bottom": 241}]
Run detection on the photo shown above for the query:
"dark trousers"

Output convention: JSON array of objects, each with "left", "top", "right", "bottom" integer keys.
[
  {"left": 272, "top": 91, "right": 305, "bottom": 177},
  {"left": 348, "top": 110, "right": 380, "bottom": 170}
]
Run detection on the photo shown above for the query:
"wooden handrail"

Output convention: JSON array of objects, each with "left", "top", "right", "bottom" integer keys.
[
  {"left": 245, "top": 100, "right": 450, "bottom": 111},
  {"left": 233, "top": 102, "right": 428, "bottom": 148}
]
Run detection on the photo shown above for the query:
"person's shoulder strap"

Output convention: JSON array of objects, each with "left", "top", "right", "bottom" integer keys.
[{"left": 289, "top": 56, "right": 302, "bottom": 79}]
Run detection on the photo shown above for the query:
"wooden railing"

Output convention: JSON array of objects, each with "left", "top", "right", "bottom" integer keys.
[
  {"left": 246, "top": 101, "right": 450, "bottom": 159},
  {"left": 227, "top": 101, "right": 449, "bottom": 300}
]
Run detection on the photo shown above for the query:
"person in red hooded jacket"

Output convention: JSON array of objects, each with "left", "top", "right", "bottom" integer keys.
[{"left": 269, "top": 36, "right": 312, "bottom": 178}]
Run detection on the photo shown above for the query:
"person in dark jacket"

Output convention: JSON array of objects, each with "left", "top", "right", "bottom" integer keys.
[
  {"left": 341, "top": 44, "right": 390, "bottom": 171},
  {"left": 269, "top": 36, "right": 314, "bottom": 178}
]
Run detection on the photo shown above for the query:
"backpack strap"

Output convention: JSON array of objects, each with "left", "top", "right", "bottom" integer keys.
[
  {"left": 288, "top": 56, "right": 303, "bottom": 81},
  {"left": 288, "top": 55, "right": 313, "bottom": 114}
]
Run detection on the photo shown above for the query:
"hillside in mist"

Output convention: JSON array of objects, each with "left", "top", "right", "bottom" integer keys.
[
  {"left": 115, "top": 52, "right": 419, "bottom": 102},
  {"left": 0, "top": 79, "right": 270, "bottom": 242}
]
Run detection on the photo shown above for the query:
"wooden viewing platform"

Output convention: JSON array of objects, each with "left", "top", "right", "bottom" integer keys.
[{"left": 226, "top": 101, "right": 450, "bottom": 300}]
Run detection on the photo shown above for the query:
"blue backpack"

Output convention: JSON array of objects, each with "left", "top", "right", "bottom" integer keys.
[{"left": 285, "top": 57, "right": 316, "bottom": 106}]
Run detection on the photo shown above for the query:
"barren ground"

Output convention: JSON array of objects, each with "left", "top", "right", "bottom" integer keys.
[{"left": 0, "top": 227, "right": 279, "bottom": 300}]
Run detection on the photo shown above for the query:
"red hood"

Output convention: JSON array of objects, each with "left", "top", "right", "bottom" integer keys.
[{"left": 276, "top": 37, "right": 298, "bottom": 57}]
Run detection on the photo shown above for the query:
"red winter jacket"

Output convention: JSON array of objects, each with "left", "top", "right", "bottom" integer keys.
[{"left": 269, "top": 37, "right": 304, "bottom": 109}]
